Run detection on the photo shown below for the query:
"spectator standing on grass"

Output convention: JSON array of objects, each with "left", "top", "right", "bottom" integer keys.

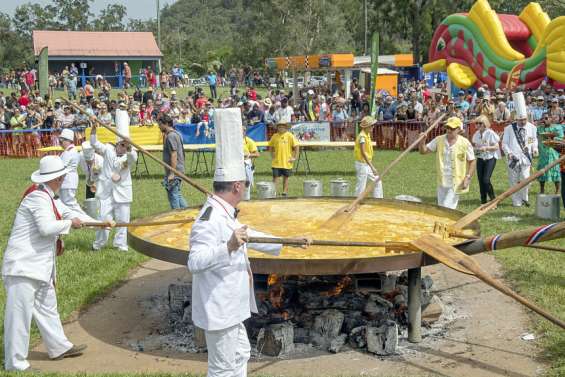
[
  {"left": 354, "top": 116, "right": 383, "bottom": 198},
  {"left": 123, "top": 62, "right": 132, "bottom": 89},
  {"left": 158, "top": 114, "right": 188, "bottom": 209},
  {"left": 536, "top": 112, "right": 563, "bottom": 195},
  {"left": 207, "top": 71, "right": 217, "bottom": 99},
  {"left": 273, "top": 97, "right": 293, "bottom": 124},
  {"left": 269, "top": 121, "right": 299, "bottom": 196},
  {"left": 419, "top": 116, "right": 476, "bottom": 209},
  {"left": 472, "top": 115, "right": 500, "bottom": 204},
  {"left": 67, "top": 74, "right": 77, "bottom": 101},
  {"left": 378, "top": 96, "right": 396, "bottom": 121}
]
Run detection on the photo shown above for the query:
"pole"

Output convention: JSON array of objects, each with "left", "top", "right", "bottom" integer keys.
[
  {"left": 157, "top": 0, "right": 161, "bottom": 49},
  {"left": 364, "top": 0, "right": 368, "bottom": 55},
  {"left": 369, "top": 33, "right": 379, "bottom": 116},
  {"left": 407, "top": 268, "right": 422, "bottom": 343}
]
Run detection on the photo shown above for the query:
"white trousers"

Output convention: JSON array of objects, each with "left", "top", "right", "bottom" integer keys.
[
  {"left": 205, "top": 323, "right": 250, "bottom": 377},
  {"left": 507, "top": 163, "right": 531, "bottom": 206},
  {"left": 93, "top": 198, "right": 130, "bottom": 251},
  {"left": 354, "top": 161, "right": 383, "bottom": 198},
  {"left": 3, "top": 276, "right": 72, "bottom": 371},
  {"left": 59, "top": 188, "right": 82, "bottom": 214},
  {"left": 437, "top": 186, "right": 459, "bottom": 209}
]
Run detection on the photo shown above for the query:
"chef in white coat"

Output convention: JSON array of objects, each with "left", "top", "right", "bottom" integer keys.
[
  {"left": 78, "top": 141, "right": 104, "bottom": 200},
  {"left": 2, "top": 156, "right": 95, "bottom": 371},
  {"left": 188, "top": 108, "right": 308, "bottom": 377},
  {"left": 502, "top": 92, "right": 539, "bottom": 207},
  {"left": 90, "top": 121, "right": 137, "bottom": 251},
  {"left": 58, "top": 128, "right": 82, "bottom": 214}
]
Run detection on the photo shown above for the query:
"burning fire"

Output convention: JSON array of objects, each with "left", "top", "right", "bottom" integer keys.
[
  {"left": 268, "top": 274, "right": 285, "bottom": 309},
  {"left": 321, "top": 276, "right": 352, "bottom": 297}
]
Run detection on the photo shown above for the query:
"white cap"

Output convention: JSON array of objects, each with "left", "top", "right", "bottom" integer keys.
[
  {"left": 115, "top": 108, "right": 130, "bottom": 142},
  {"left": 31, "top": 155, "right": 69, "bottom": 183},
  {"left": 213, "top": 108, "right": 246, "bottom": 182},
  {"left": 81, "top": 141, "right": 95, "bottom": 161},
  {"left": 59, "top": 128, "right": 74, "bottom": 141},
  {"left": 512, "top": 92, "right": 528, "bottom": 120}
]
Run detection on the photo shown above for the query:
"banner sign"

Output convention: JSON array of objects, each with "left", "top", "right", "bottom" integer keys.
[
  {"left": 175, "top": 122, "right": 267, "bottom": 145},
  {"left": 290, "top": 122, "right": 330, "bottom": 142}
]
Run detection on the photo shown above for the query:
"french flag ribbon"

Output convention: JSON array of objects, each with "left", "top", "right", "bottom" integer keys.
[
  {"left": 525, "top": 223, "right": 558, "bottom": 246},
  {"left": 489, "top": 234, "right": 502, "bottom": 251}
]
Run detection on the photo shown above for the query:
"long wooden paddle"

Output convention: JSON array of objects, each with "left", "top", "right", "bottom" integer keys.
[
  {"left": 412, "top": 234, "right": 565, "bottom": 328},
  {"left": 321, "top": 114, "right": 446, "bottom": 230},
  {"left": 82, "top": 218, "right": 195, "bottom": 228},
  {"left": 247, "top": 236, "right": 412, "bottom": 250},
  {"left": 526, "top": 244, "right": 565, "bottom": 253},
  {"left": 64, "top": 99, "right": 212, "bottom": 196},
  {"left": 450, "top": 154, "right": 565, "bottom": 231}
]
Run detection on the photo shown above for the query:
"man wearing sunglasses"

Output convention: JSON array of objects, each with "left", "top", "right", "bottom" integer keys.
[{"left": 419, "top": 116, "right": 476, "bottom": 209}]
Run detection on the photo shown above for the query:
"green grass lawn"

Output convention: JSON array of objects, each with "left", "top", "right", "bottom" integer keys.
[{"left": 0, "top": 148, "right": 564, "bottom": 376}]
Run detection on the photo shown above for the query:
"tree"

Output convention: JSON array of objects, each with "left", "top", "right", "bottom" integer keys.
[
  {"left": 13, "top": 4, "right": 60, "bottom": 37},
  {"left": 51, "top": 0, "right": 93, "bottom": 31},
  {"left": 92, "top": 4, "right": 127, "bottom": 31}
]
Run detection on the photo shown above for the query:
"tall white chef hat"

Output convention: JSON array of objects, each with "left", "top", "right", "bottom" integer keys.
[
  {"left": 115, "top": 107, "right": 130, "bottom": 142},
  {"left": 512, "top": 92, "right": 528, "bottom": 120},
  {"left": 213, "top": 108, "right": 246, "bottom": 182}
]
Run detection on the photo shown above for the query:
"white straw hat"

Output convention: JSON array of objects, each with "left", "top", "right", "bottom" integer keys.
[
  {"left": 59, "top": 128, "right": 75, "bottom": 141},
  {"left": 31, "top": 155, "right": 69, "bottom": 183}
]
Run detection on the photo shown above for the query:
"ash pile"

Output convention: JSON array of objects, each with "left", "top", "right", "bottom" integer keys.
[{"left": 165, "top": 272, "right": 446, "bottom": 358}]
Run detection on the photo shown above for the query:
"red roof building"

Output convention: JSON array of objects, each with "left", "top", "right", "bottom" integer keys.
[{"left": 33, "top": 30, "right": 162, "bottom": 88}]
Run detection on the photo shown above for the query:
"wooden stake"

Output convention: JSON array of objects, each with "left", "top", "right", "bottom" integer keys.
[
  {"left": 246, "top": 236, "right": 412, "bottom": 250},
  {"left": 412, "top": 234, "right": 565, "bottom": 329},
  {"left": 64, "top": 99, "right": 212, "bottom": 196},
  {"left": 322, "top": 114, "right": 446, "bottom": 230}
]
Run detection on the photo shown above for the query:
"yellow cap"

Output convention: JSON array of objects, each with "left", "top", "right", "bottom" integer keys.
[{"left": 445, "top": 116, "right": 463, "bottom": 129}]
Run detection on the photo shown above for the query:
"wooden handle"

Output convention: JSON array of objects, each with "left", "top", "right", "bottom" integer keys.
[
  {"left": 459, "top": 258, "right": 565, "bottom": 329},
  {"left": 82, "top": 218, "right": 195, "bottom": 228},
  {"left": 413, "top": 234, "right": 565, "bottom": 328},
  {"left": 64, "top": 99, "right": 212, "bottom": 196},
  {"left": 453, "top": 154, "right": 565, "bottom": 230},
  {"left": 350, "top": 114, "right": 446, "bottom": 208},
  {"left": 247, "top": 236, "right": 410, "bottom": 249},
  {"left": 526, "top": 244, "right": 565, "bottom": 253}
]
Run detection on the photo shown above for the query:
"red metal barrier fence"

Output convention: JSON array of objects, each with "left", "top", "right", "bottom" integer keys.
[{"left": 1, "top": 120, "right": 513, "bottom": 158}]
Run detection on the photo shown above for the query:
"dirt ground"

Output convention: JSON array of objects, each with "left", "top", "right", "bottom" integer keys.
[{"left": 31, "top": 253, "right": 547, "bottom": 377}]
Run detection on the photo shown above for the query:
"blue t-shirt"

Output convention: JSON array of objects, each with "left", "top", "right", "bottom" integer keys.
[{"left": 207, "top": 74, "right": 217, "bottom": 86}]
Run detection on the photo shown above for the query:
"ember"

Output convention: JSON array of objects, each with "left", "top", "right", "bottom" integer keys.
[{"left": 162, "top": 272, "right": 442, "bottom": 358}]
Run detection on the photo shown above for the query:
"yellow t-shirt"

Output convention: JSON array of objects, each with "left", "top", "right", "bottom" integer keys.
[
  {"left": 269, "top": 131, "right": 298, "bottom": 169},
  {"left": 243, "top": 136, "right": 258, "bottom": 158},
  {"left": 354, "top": 130, "right": 373, "bottom": 163}
]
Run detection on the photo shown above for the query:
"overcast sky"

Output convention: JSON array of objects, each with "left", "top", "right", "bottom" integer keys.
[{"left": 1, "top": 0, "right": 177, "bottom": 21}]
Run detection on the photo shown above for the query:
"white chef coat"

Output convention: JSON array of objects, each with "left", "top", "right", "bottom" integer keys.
[
  {"left": 90, "top": 134, "right": 137, "bottom": 204},
  {"left": 188, "top": 195, "right": 282, "bottom": 332},
  {"left": 79, "top": 152, "right": 104, "bottom": 185},
  {"left": 501, "top": 122, "right": 538, "bottom": 166},
  {"left": 60, "top": 145, "right": 80, "bottom": 190},
  {"left": 472, "top": 129, "right": 501, "bottom": 160},
  {"left": 2, "top": 185, "right": 94, "bottom": 284}
]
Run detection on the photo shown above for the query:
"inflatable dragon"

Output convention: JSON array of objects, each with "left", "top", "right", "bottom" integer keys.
[{"left": 423, "top": 0, "right": 565, "bottom": 90}]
